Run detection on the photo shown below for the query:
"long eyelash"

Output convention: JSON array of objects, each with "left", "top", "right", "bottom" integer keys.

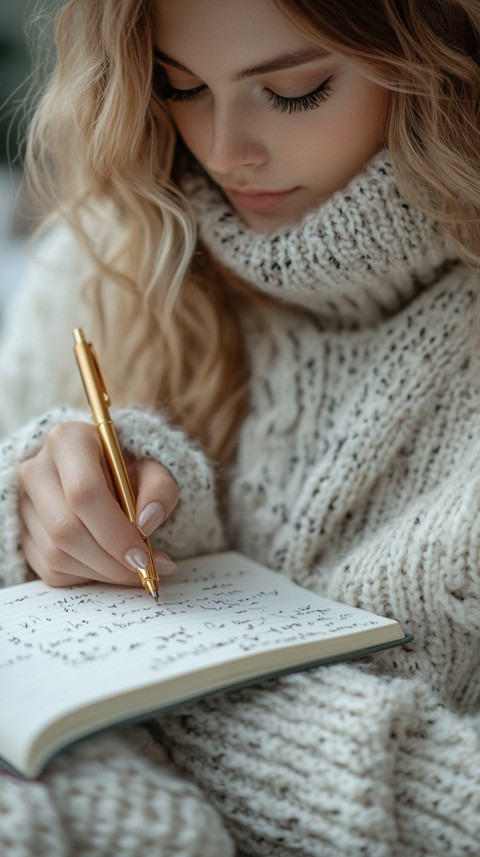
[
  {"left": 266, "top": 76, "right": 335, "bottom": 114},
  {"left": 157, "top": 81, "right": 206, "bottom": 102},
  {"left": 157, "top": 75, "right": 335, "bottom": 110}
]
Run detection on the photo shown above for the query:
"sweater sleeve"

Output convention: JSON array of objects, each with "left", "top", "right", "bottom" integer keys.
[
  {"left": 0, "top": 226, "right": 94, "bottom": 437},
  {"left": 158, "top": 662, "right": 480, "bottom": 857}
]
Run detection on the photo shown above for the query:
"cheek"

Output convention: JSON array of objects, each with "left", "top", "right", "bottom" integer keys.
[
  {"left": 300, "top": 84, "right": 386, "bottom": 184},
  {"left": 170, "top": 108, "right": 209, "bottom": 165},
  {"left": 328, "top": 82, "right": 386, "bottom": 155}
]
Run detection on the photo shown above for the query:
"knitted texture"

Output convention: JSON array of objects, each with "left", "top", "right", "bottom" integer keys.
[
  {"left": 1, "top": 151, "right": 480, "bottom": 855},
  {"left": 0, "top": 729, "right": 234, "bottom": 857},
  {"left": 183, "top": 150, "right": 457, "bottom": 323},
  {"left": 164, "top": 668, "right": 480, "bottom": 857},
  {"left": 167, "top": 152, "right": 480, "bottom": 854}
]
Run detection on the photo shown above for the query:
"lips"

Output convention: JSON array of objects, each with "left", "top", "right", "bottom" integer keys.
[{"left": 224, "top": 186, "right": 300, "bottom": 213}]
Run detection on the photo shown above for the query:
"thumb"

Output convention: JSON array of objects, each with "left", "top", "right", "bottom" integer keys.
[{"left": 133, "top": 459, "right": 180, "bottom": 537}]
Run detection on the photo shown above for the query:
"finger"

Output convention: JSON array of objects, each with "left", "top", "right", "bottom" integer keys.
[
  {"left": 46, "top": 423, "right": 156, "bottom": 574},
  {"left": 22, "top": 529, "right": 141, "bottom": 588},
  {"left": 21, "top": 528, "right": 91, "bottom": 588},
  {"left": 20, "top": 494, "right": 142, "bottom": 587},
  {"left": 153, "top": 550, "right": 178, "bottom": 576},
  {"left": 133, "top": 459, "right": 180, "bottom": 537},
  {"left": 20, "top": 449, "right": 140, "bottom": 584}
]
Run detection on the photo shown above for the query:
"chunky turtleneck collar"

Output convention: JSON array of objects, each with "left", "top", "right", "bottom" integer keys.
[{"left": 183, "top": 150, "right": 458, "bottom": 326}]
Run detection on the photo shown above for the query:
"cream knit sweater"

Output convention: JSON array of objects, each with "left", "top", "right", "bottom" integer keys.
[{"left": 0, "top": 152, "right": 479, "bottom": 856}]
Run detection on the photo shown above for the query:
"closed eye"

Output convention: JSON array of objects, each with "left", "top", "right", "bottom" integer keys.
[
  {"left": 156, "top": 74, "right": 335, "bottom": 113},
  {"left": 265, "top": 76, "right": 335, "bottom": 113},
  {"left": 158, "top": 81, "right": 208, "bottom": 102}
]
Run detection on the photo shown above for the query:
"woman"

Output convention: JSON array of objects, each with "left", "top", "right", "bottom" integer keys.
[{"left": 0, "top": 1, "right": 479, "bottom": 854}]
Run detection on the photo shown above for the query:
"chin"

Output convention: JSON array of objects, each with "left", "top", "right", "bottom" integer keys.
[{"left": 237, "top": 206, "right": 306, "bottom": 232}]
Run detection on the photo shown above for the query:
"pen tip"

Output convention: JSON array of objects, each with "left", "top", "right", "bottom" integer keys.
[{"left": 152, "top": 591, "right": 159, "bottom": 603}]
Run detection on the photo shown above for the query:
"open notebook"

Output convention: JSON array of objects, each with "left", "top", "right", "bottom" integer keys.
[{"left": 0, "top": 551, "right": 411, "bottom": 777}]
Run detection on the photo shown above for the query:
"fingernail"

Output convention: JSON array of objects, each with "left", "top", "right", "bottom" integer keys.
[
  {"left": 153, "top": 552, "right": 178, "bottom": 576},
  {"left": 124, "top": 547, "right": 150, "bottom": 571},
  {"left": 137, "top": 502, "right": 166, "bottom": 537}
]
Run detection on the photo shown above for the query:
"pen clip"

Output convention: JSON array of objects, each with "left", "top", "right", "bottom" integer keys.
[{"left": 88, "top": 342, "right": 111, "bottom": 407}]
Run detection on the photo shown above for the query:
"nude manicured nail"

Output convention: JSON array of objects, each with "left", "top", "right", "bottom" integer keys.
[
  {"left": 153, "top": 553, "right": 178, "bottom": 576},
  {"left": 137, "top": 502, "right": 166, "bottom": 537},
  {"left": 124, "top": 547, "right": 150, "bottom": 571}
]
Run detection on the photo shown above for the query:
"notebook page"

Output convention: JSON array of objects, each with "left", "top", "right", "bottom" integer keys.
[{"left": 0, "top": 552, "right": 395, "bottom": 761}]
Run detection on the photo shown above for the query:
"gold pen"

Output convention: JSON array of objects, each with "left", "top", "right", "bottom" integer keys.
[{"left": 73, "top": 327, "right": 160, "bottom": 602}]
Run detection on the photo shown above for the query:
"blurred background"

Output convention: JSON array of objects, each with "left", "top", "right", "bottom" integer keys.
[{"left": 0, "top": 0, "right": 43, "bottom": 310}]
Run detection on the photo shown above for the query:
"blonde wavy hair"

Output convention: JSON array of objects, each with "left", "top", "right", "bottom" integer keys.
[{"left": 26, "top": 0, "right": 480, "bottom": 463}]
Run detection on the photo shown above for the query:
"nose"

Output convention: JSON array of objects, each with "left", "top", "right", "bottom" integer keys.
[{"left": 205, "top": 105, "right": 267, "bottom": 175}]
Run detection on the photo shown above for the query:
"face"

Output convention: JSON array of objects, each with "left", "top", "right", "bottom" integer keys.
[{"left": 154, "top": 0, "right": 387, "bottom": 230}]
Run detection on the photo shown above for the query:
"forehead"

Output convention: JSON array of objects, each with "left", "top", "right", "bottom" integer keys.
[{"left": 153, "top": 0, "right": 314, "bottom": 70}]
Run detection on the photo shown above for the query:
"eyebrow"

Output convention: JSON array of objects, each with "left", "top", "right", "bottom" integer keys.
[{"left": 153, "top": 47, "right": 331, "bottom": 81}]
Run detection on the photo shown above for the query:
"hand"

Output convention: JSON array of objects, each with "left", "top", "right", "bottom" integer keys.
[{"left": 18, "top": 421, "right": 179, "bottom": 587}]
